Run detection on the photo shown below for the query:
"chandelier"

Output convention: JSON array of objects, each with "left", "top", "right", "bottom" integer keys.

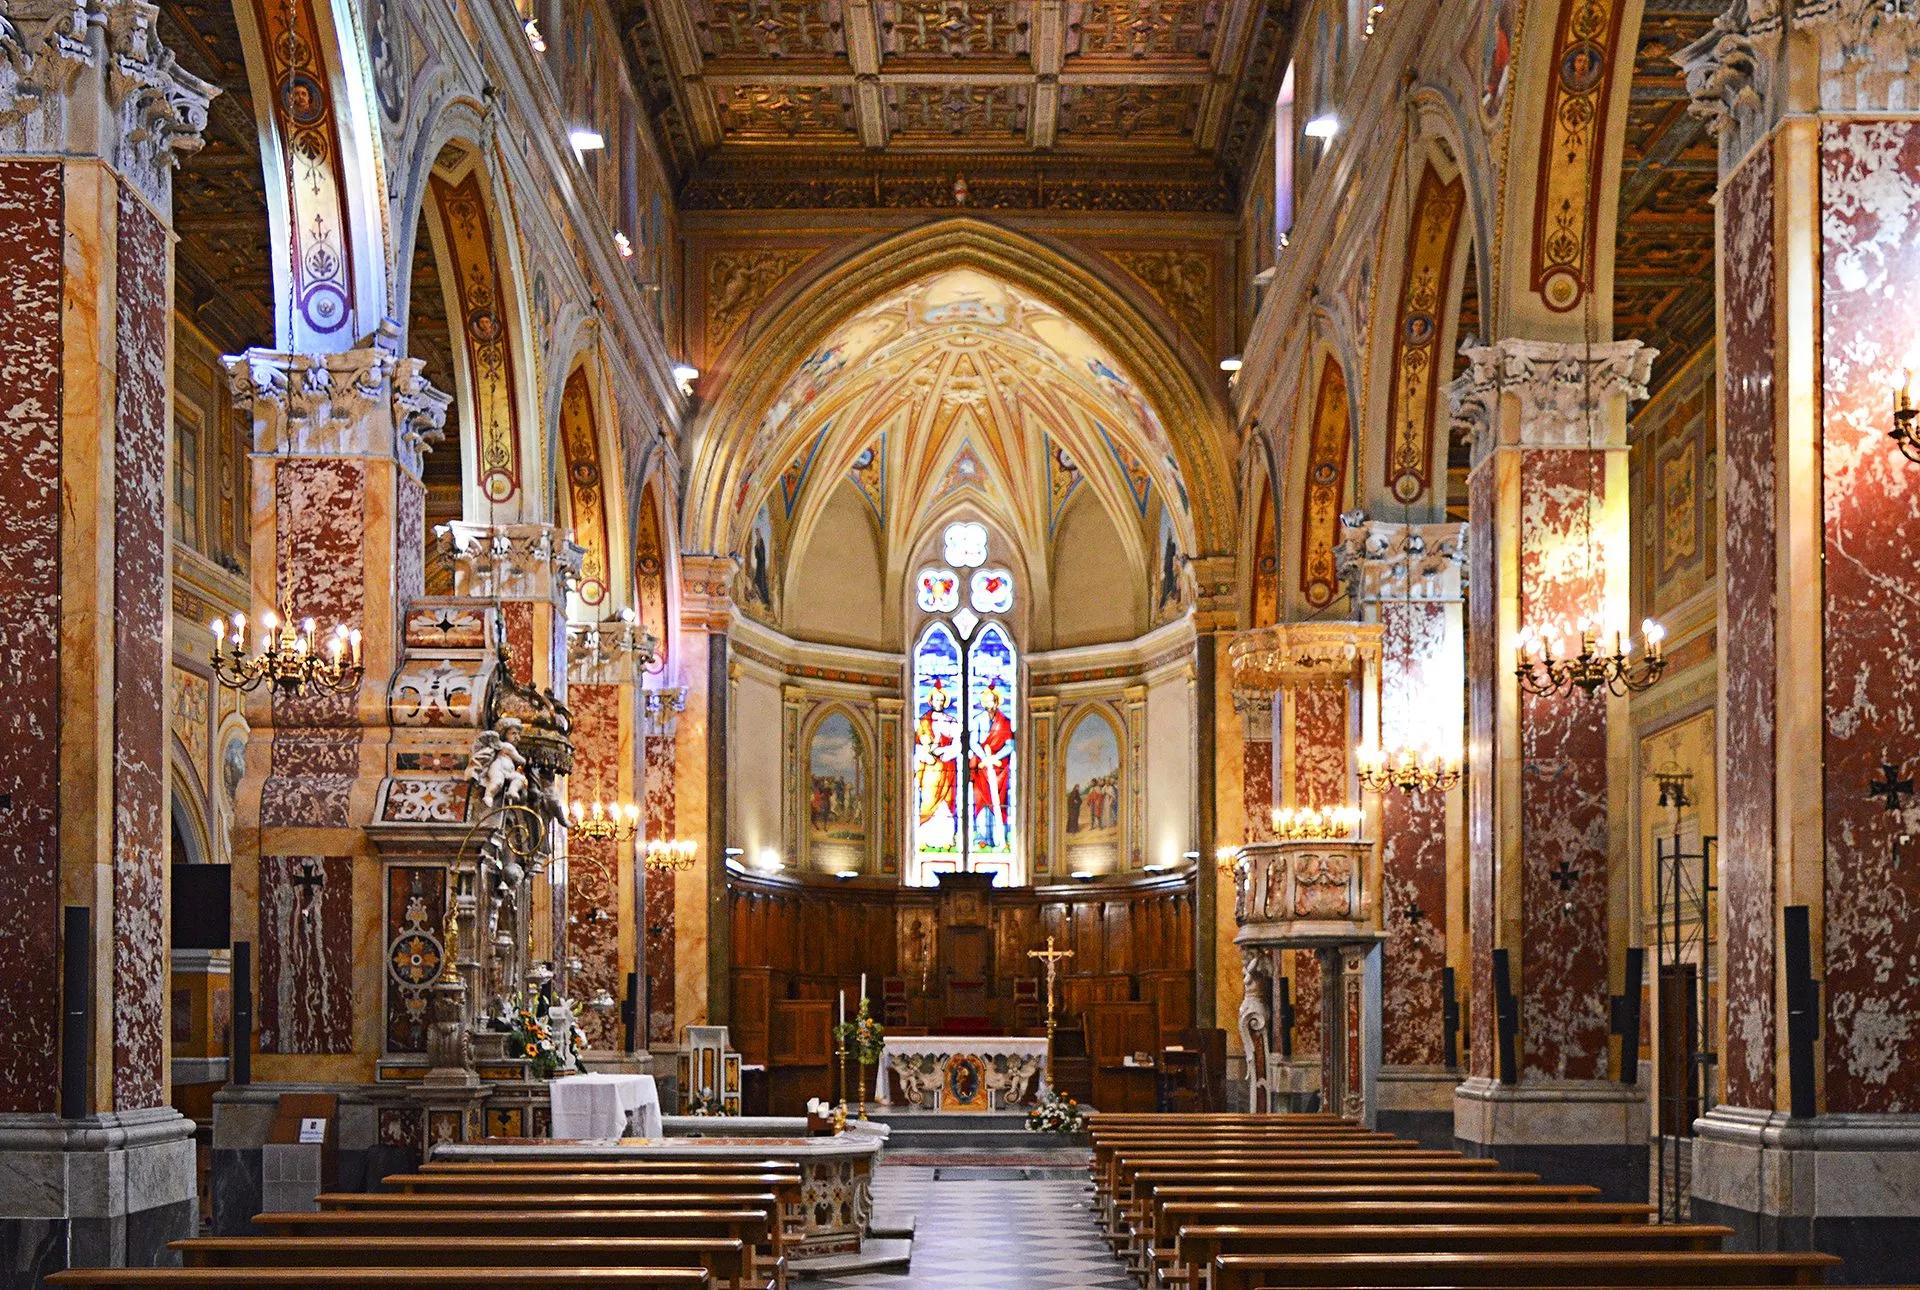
[
  {"left": 1357, "top": 742, "right": 1461, "bottom": 795},
  {"left": 1269, "top": 805, "right": 1363, "bottom": 840},
  {"left": 643, "top": 838, "right": 698, "bottom": 873},
  {"left": 568, "top": 799, "right": 641, "bottom": 843},
  {"left": 209, "top": 603, "right": 363, "bottom": 695},
  {"left": 1516, "top": 618, "right": 1667, "bottom": 697}
]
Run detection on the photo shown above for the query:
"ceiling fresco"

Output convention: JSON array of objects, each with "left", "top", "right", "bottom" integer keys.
[{"left": 617, "top": 0, "right": 1294, "bottom": 210}]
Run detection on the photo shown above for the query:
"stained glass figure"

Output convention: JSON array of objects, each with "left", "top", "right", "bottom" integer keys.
[
  {"left": 966, "top": 622, "right": 1018, "bottom": 857},
  {"left": 911, "top": 623, "right": 964, "bottom": 859}
]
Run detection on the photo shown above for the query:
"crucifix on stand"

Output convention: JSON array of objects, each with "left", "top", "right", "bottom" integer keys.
[{"left": 1027, "top": 936, "right": 1074, "bottom": 1091}]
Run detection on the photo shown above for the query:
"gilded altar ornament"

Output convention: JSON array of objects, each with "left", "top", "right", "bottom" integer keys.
[{"left": 209, "top": 601, "right": 362, "bottom": 695}]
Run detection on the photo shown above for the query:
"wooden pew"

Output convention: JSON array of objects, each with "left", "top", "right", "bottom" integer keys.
[
  {"left": 421, "top": 1157, "right": 800, "bottom": 1174},
  {"left": 174, "top": 1237, "right": 763, "bottom": 1290},
  {"left": 1206, "top": 1249, "right": 1844, "bottom": 1290},
  {"left": 1168, "top": 1223, "right": 1729, "bottom": 1290},
  {"left": 50, "top": 1271, "right": 711, "bottom": 1289},
  {"left": 1104, "top": 1150, "right": 1490, "bottom": 1222}
]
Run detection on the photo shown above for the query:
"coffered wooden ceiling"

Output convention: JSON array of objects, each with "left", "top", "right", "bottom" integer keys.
[{"left": 619, "top": 1, "right": 1293, "bottom": 211}]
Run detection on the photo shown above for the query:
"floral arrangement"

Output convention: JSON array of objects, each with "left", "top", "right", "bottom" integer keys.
[
  {"left": 503, "top": 993, "right": 585, "bottom": 1080},
  {"left": 686, "top": 1086, "right": 728, "bottom": 1117},
  {"left": 833, "top": 995, "right": 886, "bottom": 1067},
  {"left": 1025, "top": 1089, "right": 1089, "bottom": 1135}
]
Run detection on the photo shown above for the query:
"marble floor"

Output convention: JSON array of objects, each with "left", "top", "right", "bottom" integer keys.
[{"left": 803, "top": 1162, "right": 1134, "bottom": 1288}]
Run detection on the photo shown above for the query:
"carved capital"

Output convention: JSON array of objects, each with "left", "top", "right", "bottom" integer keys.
[
  {"left": 436, "top": 522, "right": 583, "bottom": 603},
  {"left": 0, "top": 0, "right": 215, "bottom": 207},
  {"left": 227, "top": 330, "right": 449, "bottom": 476},
  {"left": 643, "top": 686, "right": 688, "bottom": 737},
  {"left": 679, "top": 553, "right": 738, "bottom": 634},
  {"left": 1676, "top": 5, "right": 1769, "bottom": 164},
  {"left": 1457, "top": 338, "right": 1656, "bottom": 461},
  {"left": 1335, "top": 515, "right": 1469, "bottom": 605}
]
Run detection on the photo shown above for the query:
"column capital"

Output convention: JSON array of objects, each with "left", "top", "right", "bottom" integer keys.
[
  {"left": 1680, "top": 0, "right": 1920, "bottom": 163},
  {"left": 227, "top": 327, "right": 451, "bottom": 477},
  {"left": 565, "top": 615, "right": 659, "bottom": 686},
  {"left": 678, "top": 553, "right": 737, "bottom": 633},
  {"left": 1188, "top": 550, "right": 1239, "bottom": 631},
  {"left": 1226, "top": 621, "right": 1382, "bottom": 695},
  {"left": 642, "top": 685, "right": 688, "bottom": 737},
  {"left": 0, "top": 0, "right": 216, "bottom": 207},
  {"left": 434, "top": 522, "right": 582, "bottom": 603},
  {"left": 1335, "top": 514, "right": 1469, "bottom": 605},
  {"left": 1454, "top": 338, "right": 1656, "bottom": 462}
]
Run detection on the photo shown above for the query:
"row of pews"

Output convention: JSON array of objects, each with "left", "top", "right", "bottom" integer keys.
[
  {"left": 1089, "top": 1112, "right": 1891, "bottom": 1290},
  {"left": 49, "top": 1154, "right": 809, "bottom": 1290}
]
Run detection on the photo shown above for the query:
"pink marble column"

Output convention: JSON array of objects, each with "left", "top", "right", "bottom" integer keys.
[
  {"left": 643, "top": 687, "right": 687, "bottom": 1046},
  {"left": 0, "top": 2, "right": 214, "bottom": 1268},
  {"left": 1678, "top": 13, "right": 1920, "bottom": 1266},
  {"left": 1336, "top": 517, "right": 1467, "bottom": 1140},
  {"left": 1450, "top": 337, "right": 1654, "bottom": 1200}
]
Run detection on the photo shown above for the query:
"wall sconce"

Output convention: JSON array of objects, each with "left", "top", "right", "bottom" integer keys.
[
  {"left": 1356, "top": 742, "right": 1462, "bottom": 796},
  {"left": 1516, "top": 618, "right": 1666, "bottom": 698},
  {"left": 1892, "top": 368, "right": 1920, "bottom": 463}
]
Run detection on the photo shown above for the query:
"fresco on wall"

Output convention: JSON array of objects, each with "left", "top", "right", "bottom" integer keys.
[
  {"left": 1479, "top": 0, "right": 1516, "bottom": 120},
  {"left": 808, "top": 710, "right": 869, "bottom": 870},
  {"left": 1153, "top": 506, "right": 1183, "bottom": 623},
  {"left": 740, "top": 504, "right": 775, "bottom": 618},
  {"left": 1063, "top": 710, "right": 1123, "bottom": 867}
]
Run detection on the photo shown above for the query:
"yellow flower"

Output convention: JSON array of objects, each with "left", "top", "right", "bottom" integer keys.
[{"left": 524, "top": 1042, "right": 539, "bottom": 1057}]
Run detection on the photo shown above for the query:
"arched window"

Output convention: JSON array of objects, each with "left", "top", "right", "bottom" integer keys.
[{"left": 909, "top": 522, "right": 1020, "bottom": 886}]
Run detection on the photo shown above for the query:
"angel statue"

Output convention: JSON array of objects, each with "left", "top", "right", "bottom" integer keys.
[{"left": 468, "top": 718, "right": 530, "bottom": 806}]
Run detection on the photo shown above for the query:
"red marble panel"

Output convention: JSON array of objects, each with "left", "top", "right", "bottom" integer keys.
[
  {"left": 644, "top": 731, "right": 677, "bottom": 1045},
  {"left": 1291, "top": 948, "right": 1321, "bottom": 1057},
  {"left": 1819, "top": 120, "right": 1920, "bottom": 1113},
  {"left": 0, "top": 161, "right": 64, "bottom": 1114},
  {"left": 1243, "top": 694, "right": 1275, "bottom": 844},
  {"left": 384, "top": 864, "right": 446, "bottom": 1053},
  {"left": 258, "top": 855, "right": 354, "bottom": 1053},
  {"left": 567, "top": 683, "right": 622, "bottom": 1048},
  {"left": 1380, "top": 601, "right": 1449, "bottom": 1068},
  {"left": 503, "top": 599, "right": 534, "bottom": 679},
  {"left": 111, "top": 187, "right": 169, "bottom": 1111},
  {"left": 1292, "top": 681, "right": 1349, "bottom": 809},
  {"left": 1719, "top": 140, "right": 1778, "bottom": 1111},
  {"left": 1466, "top": 461, "right": 1496, "bottom": 1080},
  {"left": 1517, "top": 449, "right": 1611, "bottom": 1082},
  {"left": 396, "top": 470, "right": 425, "bottom": 606}
]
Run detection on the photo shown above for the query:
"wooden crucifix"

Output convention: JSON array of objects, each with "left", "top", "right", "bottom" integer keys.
[{"left": 1027, "top": 935, "right": 1074, "bottom": 1087}]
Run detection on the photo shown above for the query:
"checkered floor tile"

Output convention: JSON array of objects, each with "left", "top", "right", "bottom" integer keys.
[{"left": 803, "top": 1166, "right": 1133, "bottom": 1288}]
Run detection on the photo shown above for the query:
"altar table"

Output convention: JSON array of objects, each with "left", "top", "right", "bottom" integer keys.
[
  {"left": 549, "top": 1072, "right": 663, "bottom": 1139},
  {"left": 875, "top": 1035, "right": 1049, "bottom": 1109}
]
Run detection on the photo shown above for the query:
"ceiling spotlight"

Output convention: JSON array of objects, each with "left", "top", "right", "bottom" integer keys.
[
  {"left": 569, "top": 129, "right": 606, "bottom": 154},
  {"left": 1219, "top": 355, "right": 1243, "bottom": 373},
  {"left": 670, "top": 361, "right": 700, "bottom": 397},
  {"left": 1304, "top": 113, "right": 1340, "bottom": 142}
]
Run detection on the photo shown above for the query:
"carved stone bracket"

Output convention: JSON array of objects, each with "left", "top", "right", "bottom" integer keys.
[
  {"left": 227, "top": 324, "right": 450, "bottom": 475},
  {"left": 1226, "top": 621, "right": 1383, "bottom": 694},
  {"left": 1452, "top": 338, "right": 1656, "bottom": 462},
  {"left": 1335, "top": 514, "right": 1469, "bottom": 605},
  {"left": 0, "top": 0, "right": 215, "bottom": 207},
  {"left": 437, "top": 522, "right": 584, "bottom": 603}
]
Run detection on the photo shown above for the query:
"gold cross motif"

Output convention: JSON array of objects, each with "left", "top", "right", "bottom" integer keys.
[{"left": 1027, "top": 936, "right": 1075, "bottom": 1086}]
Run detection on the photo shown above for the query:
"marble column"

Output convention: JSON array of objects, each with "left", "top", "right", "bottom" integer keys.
[
  {"left": 1677, "top": 8, "right": 1920, "bottom": 1273},
  {"left": 674, "top": 555, "right": 736, "bottom": 1032},
  {"left": 1336, "top": 516, "right": 1468, "bottom": 1147},
  {"left": 642, "top": 685, "right": 687, "bottom": 1049},
  {"left": 1449, "top": 337, "right": 1654, "bottom": 1201},
  {"left": 565, "top": 633, "right": 645, "bottom": 1055},
  {"left": 0, "top": 4, "right": 212, "bottom": 1275}
]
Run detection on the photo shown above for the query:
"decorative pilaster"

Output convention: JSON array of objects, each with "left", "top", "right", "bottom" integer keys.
[
  {"left": 1336, "top": 516, "right": 1467, "bottom": 1144},
  {"left": 677, "top": 554, "right": 737, "bottom": 1028},
  {"left": 1450, "top": 337, "right": 1654, "bottom": 1201},
  {"left": 1680, "top": 9, "right": 1920, "bottom": 1270},
  {"left": 565, "top": 635, "right": 642, "bottom": 1052},
  {"left": 1026, "top": 696, "right": 1056, "bottom": 878},
  {"left": 643, "top": 685, "right": 686, "bottom": 1046},
  {"left": 0, "top": 3, "right": 213, "bottom": 1270}
]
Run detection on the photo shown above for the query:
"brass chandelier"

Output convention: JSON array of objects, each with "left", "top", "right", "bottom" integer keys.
[
  {"left": 1516, "top": 618, "right": 1667, "bottom": 697},
  {"left": 568, "top": 798, "right": 641, "bottom": 843},
  {"left": 1357, "top": 742, "right": 1462, "bottom": 795},
  {"left": 209, "top": 602, "right": 363, "bottom": 695},
  {"left": 643, "top": 837, "right": 698, "bottom": 873}
]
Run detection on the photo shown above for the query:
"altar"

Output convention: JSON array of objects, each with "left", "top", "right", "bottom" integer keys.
[{"left": 875, "top": 1035, "right": 1050, "bottom": 1110}]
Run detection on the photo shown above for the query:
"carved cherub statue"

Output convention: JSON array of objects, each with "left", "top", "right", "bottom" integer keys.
[{"left": 468, "top": 718, "right": 530, "bottom": 806}]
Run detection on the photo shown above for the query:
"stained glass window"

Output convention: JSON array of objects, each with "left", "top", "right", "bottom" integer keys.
[{"left": 911, "top": 523, "right": 1018, "bottom": 885}]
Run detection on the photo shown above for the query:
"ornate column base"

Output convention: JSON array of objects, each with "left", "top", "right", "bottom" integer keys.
[
  {"left": 0, "top": 1109, "right": 197, "bottom": 1279},
  {"left": 1453, "top": 1075, "right": 1648, "bottom": 1201},
  {"left": 1377, "top": 1065, "right": 1458, "bottom": 1148},
  {"left": 1690, "top": 1106, "right": 1920, "bottom": 1283}
]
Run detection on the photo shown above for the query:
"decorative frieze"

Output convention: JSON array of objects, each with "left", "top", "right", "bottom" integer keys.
[{"left": 1226, "top": 621, "right": 1382, "bottom": 694}]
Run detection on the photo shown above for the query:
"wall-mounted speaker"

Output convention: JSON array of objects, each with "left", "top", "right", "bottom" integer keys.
[
  {"left": 1276, "top": 976, "right": 1295, "bottom": 1061},
  {"left": 1611, "top": 946, "right": 1644, "bottom": 1085},
  {"left": 1784, "top": 906, "right": 1819, "bottom": 1120},
  {"left": 232, "top": 940, "right": 253, "bottom": 1086},
  {"left": 1441, "top": 966, "right": 1460, "bottom": 1069},
  {"left": 61, "top": 906, "right": 91, "bottom": 1120},
  {"left": 1491, "top": 948, "right": 1519, "bottom": 1084}
]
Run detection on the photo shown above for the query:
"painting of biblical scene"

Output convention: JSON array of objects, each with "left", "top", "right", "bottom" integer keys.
[
  {"left": 1063, "top": 710, "right": 1123, "bottom": 850},
  {"left": 741, "top": 505, "right": 775, "bottom": 617},
  {"left": 966, "top": 623, "right": 1019, "bottom": 861},
  {"left": 808, "top": 710, "right": 868, "bottom": 855},
  {"left": 912, "top": 623, "right": 964, "bottom": 861},
  {"left": 1152, "top": 507, "right": 1183, "bottom": 623}
]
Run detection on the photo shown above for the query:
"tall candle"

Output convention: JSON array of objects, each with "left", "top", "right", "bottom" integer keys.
[
  {"left": 859, "top": 973, "right": 867, "bottom": 1004},
  {"left": 839, "top": 989, "right": 846, "bottom": 1026}
]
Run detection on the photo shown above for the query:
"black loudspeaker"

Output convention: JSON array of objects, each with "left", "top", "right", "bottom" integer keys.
[
  {"left": 61, "top": 906, "right": 91, "bottom": 1120},
  {"left": 1610, "top": 946, "right": 1645, "bottom": 1085},
  {"left": 1491, "top": 948, "right": 1519, "bottom": 1085},
  {"left": 231, "top": 940, "right": 253, "bottom": 1086},
  {"left": 1784, "top": 906, "right": 1819, "bottom": 1120},
  {"left": 1276, "top": 977, "right": 1296, "bottom": 1061},
  {"left": 621, "top": 970, "right": 640, "bottom": 1052},
  {"left": 1441, "top": 966, "right": 1461, "bottom": 1069}
]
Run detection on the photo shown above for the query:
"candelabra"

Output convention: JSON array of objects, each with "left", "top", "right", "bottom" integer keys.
[
  {"left": 643, "top": 838, "right": 698, "bottom": 873},
  {"left": 209, "top": 602, "right": 363, "bottom": 695},
  {"left": 1356, "top": 743, "right": 1462, "bottom": 795},
  {"left": 1893, "top": 369, "right": 1920, "bottom": 463},
  {"left": 1515, "top": 619, "right": 1666, "bottom": 698},
  {"left": 1215, "top": 845, "right": 1243, "bottom": 876},
  {"left": 567, "top": 799, "right": 641, "bottom": 843},
  {"left": 1269, "top": 805, "right": 1364, "bottom": 840}
]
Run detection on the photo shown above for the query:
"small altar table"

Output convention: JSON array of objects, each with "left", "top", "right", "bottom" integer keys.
[
  {"left": 875, "top": 1035, "right": 1050, "bottom": 1109},
  {"left": 549, "top": 1072, "right": 663, "bottom": 1139}
]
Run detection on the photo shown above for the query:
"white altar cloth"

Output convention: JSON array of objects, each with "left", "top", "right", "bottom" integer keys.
[
  {"left": 875, "top": 1035, "right": 1051, "bottom": 1105},
  {"left": 550, "top": 1072, "right": 663, "bottom": 1140}
]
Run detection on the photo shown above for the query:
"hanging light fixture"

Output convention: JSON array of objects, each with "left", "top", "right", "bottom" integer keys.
[
  {"left": 1889, "top": 367, "right": 1920, "bottom": 463},
  {"left": 209, "top": 603, "right": 363, "bottom": 695},
  {"left": 1269, "top": 805, "right": 1363, "bottom": 840},
  {"left": 1357, "top": 742, "right": 1462, "bottom": 795},
  {"left": 644, "top": 838, "right": 699, "bottom": 873},
  {"left": 567, "top": 799, "right": 641, "bottom": 843}
]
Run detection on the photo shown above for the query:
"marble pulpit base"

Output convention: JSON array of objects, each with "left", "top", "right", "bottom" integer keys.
[{"left": 0, "top": 1108, "right": 197, "bottom": 1280}]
